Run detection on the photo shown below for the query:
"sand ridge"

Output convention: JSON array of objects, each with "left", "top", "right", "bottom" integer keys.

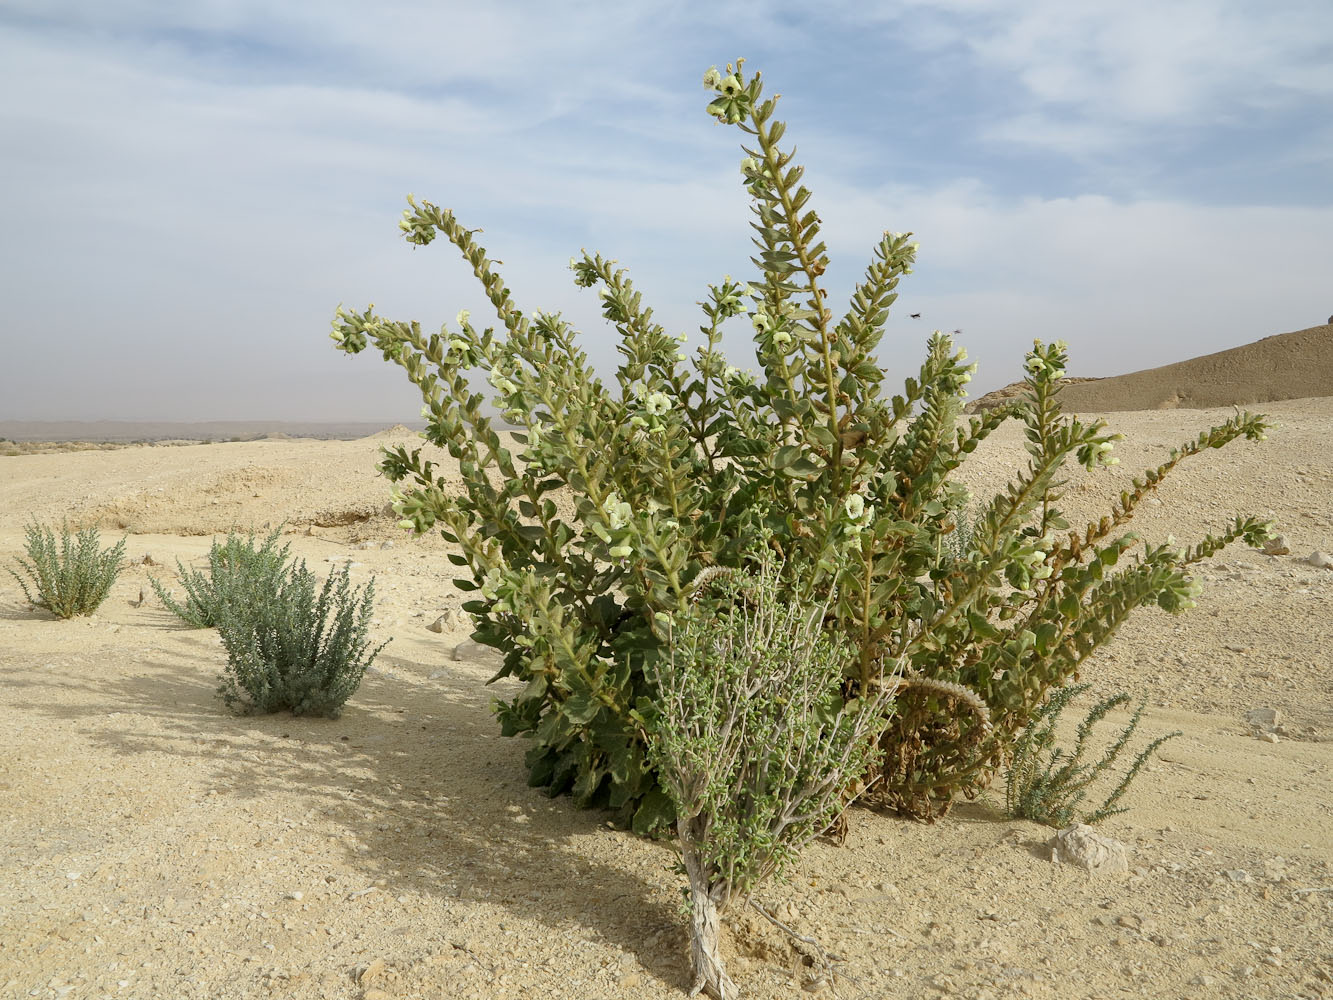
[{"left": 969, "top": 322, "right": 1333, "bottom": 413}]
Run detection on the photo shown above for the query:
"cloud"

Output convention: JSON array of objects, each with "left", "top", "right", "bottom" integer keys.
[
  {"left": 814, "top": 177, "right": 1333, "bottom": 390},
  {"left": 0, "top": 2, "right": 1328, "bottom": 421},
  {"left": 827, "top": 0, "right": 1333, "bottom": 160}
]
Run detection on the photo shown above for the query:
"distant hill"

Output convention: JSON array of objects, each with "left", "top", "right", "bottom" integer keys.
[
  {"left": 0, "top": 420, "right": 428, "bottom": 444},
  {"left": 967, "top": 322, "right": 1333, "bottom": 413}
]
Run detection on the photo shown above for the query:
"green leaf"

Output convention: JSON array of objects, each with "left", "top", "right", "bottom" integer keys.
[
  {"left": 631, "top": 788, "right": 676, "bottom": 837},
  {"left": 562, "top": 691, "right": 601, "bottom": 725},
  {"left": 783, "top": 456, "right": 822, "bottom": 478}
]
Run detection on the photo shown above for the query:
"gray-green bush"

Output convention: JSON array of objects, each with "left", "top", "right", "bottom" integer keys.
[
  {"left": 151, "top": 527, "right": 292, "bottom": 628},
  {"left": 215, "top": 559, "right": 388, "bottom": 718},
  {"left": 646, "top": 553, "right": 893, "bottom": 997},
  {"left": 1004, "top": 682, "right": 1180, "bottom": 827},
  {"left": 8, "top": 522, "right": 126, "bottom": 619},
  {"left": 330, "top": 59, "right": 1272, "bottom": 829}
]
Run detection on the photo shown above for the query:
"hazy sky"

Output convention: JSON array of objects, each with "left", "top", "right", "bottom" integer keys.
[{"left": 2, "top": 1, "right": 1330, "bottom": 422}]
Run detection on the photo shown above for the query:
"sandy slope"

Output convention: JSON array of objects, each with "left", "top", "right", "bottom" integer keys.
[
  {"left": 1, "top": 403, "right": 1331, "bottom": 1000},
  {"left": 969, "top": 323, "right": 1333, "bottom": 414}
]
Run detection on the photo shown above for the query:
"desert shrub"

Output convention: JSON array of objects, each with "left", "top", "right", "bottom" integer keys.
[
  {"left": 215, "top": 559, "right": 388, "bottom": 718},
  {"left": 646, "top": 552, "right": 893, "bottom": 997},
  {"left": 1004, "top": 682, "right": 1180, "bottom": 827},
  {"left": 8, "top": 522, "right": 126, "bottom": 619},
  {"left": 330, "top": 59, "right": 1272, "bottom": 829},
  {"left": 150, "top": 526, "right": 292, "bottom": 628}
]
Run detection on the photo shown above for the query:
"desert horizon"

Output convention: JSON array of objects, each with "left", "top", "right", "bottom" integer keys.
[
  {"left": 6, "top": 321, "right": 1329, "bottom": 446},
  {"left": 0, "top": 419, "right": 430, "bottom": 445}
]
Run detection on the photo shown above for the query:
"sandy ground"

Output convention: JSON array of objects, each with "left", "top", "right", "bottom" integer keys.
[{"left": 2, "top": 400, "right": 1331, "bottom": 1000}]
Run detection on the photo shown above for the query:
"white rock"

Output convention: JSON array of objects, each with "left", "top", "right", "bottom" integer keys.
[
  {"left": 1049, "top": 824, "right": 1129, "bottom": 875},
  {"left": 1304, "top": 550, "right": 1333, "bottom": 569}
]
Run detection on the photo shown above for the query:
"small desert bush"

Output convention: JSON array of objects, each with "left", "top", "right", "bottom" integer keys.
[
  {"left": 8, "top": 522, "right": 126, "bottom": 619},
  {"left": 1004, "top": 682, "right": 1179, "bottom": 827},
  {"left": 215, "top": 559, "right": 388, "bottom": 718},
  {"left": 151, "top": 527, "right": 292, "bottom": 628},
  {"left": 332, "top": 58, "right": 1272, "bottom": 829},
  {"left": 646, "top": 553, "right": 893, "bottom": 997}
]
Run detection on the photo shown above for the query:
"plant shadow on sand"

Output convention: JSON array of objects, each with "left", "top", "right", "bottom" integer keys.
[{"left": 4, "top": 635, "right": 692, "bottom": 989}]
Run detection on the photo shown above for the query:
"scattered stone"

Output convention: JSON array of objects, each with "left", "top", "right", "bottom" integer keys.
[
  {"left": 1304, "top": 551, "right": 1333, "bottom": 570},
  {"left": 356, "top": 958, "right": 386, "bottom": 985},
  {"left": 426, "top": 612, "right": 455, "bottom": 633},
  {"left": 1049, "top": 824, "right": 1129, "bottom": 875},
  {"left": 1259, "top": 731, "right": 1280, "bottom": 743},
  {"left": 1225, "top": 869, "right": 1251, "bottom": 883},
  {"left": 380, "top": 541, "right": 394, "bottom": 550},
  {"left": 1246, "top": 707, "right": 1280, "bottom": 730},
  {"left": 1261, "top": 534, "right": 1290, "bottom": 556},
  {"left": 285, "top": 891, "right": 304, "bottom": 901}
]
